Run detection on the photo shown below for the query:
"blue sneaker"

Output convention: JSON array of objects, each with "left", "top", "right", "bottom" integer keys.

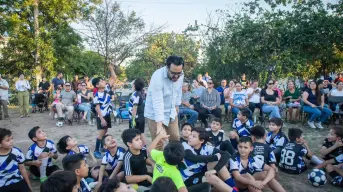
[{"left": 94, "top": 151, "right": 102, "bottom": 159}]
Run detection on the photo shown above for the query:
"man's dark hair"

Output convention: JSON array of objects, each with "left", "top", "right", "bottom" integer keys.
[
  {"left": 28, "top": 126, "right": 41, "bottom": 141},
  {"left": 57, "top": 72, "right": 63, "bottom": 76},
  {"left": 163, "top": 142, "right": 185, "bottom": 165},
  {"left": 240, "top": 108, "right": 250, "bottom": 119},
  {"left": 40, "top": 171, "right": 77, "bottom": 192},
  {"left": 62, "top": 153, "right": 84, "bottom": 172},
  {"left": 250, "top": 125, "right": 265, "bottom": 140},
  {"left": 181, "top": 123, "right": 193, "bottom": 130},
  {"left": 150, "top": 177, "right": 178, "bottom": 192},
  {"left": 238, "top": 136, "right": 253, "bottom": 145},
  {"left": 121, "top": 128, "right": 141, "bottom": 147},
  {"left": 0, "top": 128, "right": 12, "bottom": 143},
  {"left": 192, "top": 127, "right": 209, "bottom": 144},
  {"left": 98, "top": 177, "right": 121, "bottom": 192},
  {"left": 269, "top": 117, "right": 283, "bottom": 127},
  {"left": 211, "top": 117, "right": 222, "bottom": 126},
  {"left": 57, "top": 135, "right": 71, "bottom": 154},
  {"left": 102, "top": 134, "right": 113, "bottom": 146},
  {"left": 134, "top": 78, "right": 145, "bottom": 91},
  {"left": 165, "top": 55, "right": 184, "bottom": 68},
  {"left": 288, "top": 128, "right": 303, "bottom": 142}
]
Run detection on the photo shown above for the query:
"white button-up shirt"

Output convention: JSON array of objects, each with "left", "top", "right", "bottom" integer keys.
[
  {"left": 15, "top": 80, "right": 31, "bottom": 92},
  {"left": 0, "top": 79, "right": 9, "bottom": 100},
  {"left": 144, "top": 66, "right": 184, "bottom": 126}
]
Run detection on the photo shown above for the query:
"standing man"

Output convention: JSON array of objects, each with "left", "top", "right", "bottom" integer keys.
[
  {"left": 51, "top": 72, "right": 64, "bottom": 93},
  {"left": 38, "top": 77, "right": 50, "bottom": 92},
  {"left": 145, "top": 55, "right": 184, "bottom": 150},
  {"left": 216, "top": 79, "right": 228, "bottom": 105},
  {"left": 0, "top": 74, "right": 9, "bottom": 120},
  {"left": 15, "top": 73, "right": 31, "bottom": 118}
]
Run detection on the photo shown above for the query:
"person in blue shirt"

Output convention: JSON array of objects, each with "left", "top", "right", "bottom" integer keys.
[{"left": 216, "top": 79, "right": 228, "bottom": 105}]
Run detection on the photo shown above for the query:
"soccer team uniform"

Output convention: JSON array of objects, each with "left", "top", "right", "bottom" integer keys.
[
  {"left": 330, "top": 154, "right": 343, "bottom": 187},
  {"left": 206, "top": 128, "right": 225, "bottom": 148},
  {"left": 0, "top": 147, "right": 30, "bottom": 191},
  {"left": 101, "top": 147, "right": 126, "bottom": 174},
  {"left": 128, "top": 91, "right": 145, "bottom": 133},
  {"left": 68, "top": 144, "right": 90, "bottom": 156},
  {"left": 25, "top": 140, "right": 60, "bottom": 177},
  {"left": 322, "top": 138, "right": 343, "bottom": 160},
  {"left": 232, "top": 118, "right": 254, "bottom": 137},
  {"left": 229, "top": 154, "right": 264, "bottom": 175},
  {"left": 93, "top": 91, "right": 112, "bottom": 130},
  {"left": 278, "top": 142, "right": 307, "bottom": 174},
  {"left": 79, "top": 178, "right": 91, "bottom": 192},
  {"left": 252, "top": 142, "right": 277, "bottom": 165},
  {"left": 266, "top": 131, "right": 288, "bottom": 152},
  {"left": 123, "top": 147, "right": 151, "bottom": 187}
]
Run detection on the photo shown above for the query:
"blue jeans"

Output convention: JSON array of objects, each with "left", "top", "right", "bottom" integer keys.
[
  {"left": 262, "top": 104, "right": 281, "bottom": 119},
  {"left": 179, "top": 107, "right": 199, "bottom": 126},
  {"left": 77, "top": 103, "right": 91, "bottom": 121},
  {"left": 303, "top": 106, "right": 332, "bottom": 122}
]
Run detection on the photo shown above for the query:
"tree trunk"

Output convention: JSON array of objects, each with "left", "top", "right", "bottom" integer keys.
[{"left": 34, "top": 0, "right": 42, "bottom": 89}]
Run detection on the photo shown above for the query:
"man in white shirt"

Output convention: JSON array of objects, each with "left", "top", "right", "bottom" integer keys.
[
  {"left": 0, "top": 74, "right": 9, "bottom": 120},
  {"left": 144, "top": 55, "right": 184, "bottom": 150},
  {"left": 246, "top": 80, "right": 262, "bottom": 118},
  {"left": 15, "top": 73, "right": 31, "bottom": 118}
]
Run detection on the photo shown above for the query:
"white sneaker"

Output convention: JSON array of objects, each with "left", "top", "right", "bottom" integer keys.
[
  {"left": 308, "top": 121, "right": 316, "bottom": 129},
  {"left": 315, "top": 122, "right": 324, "bottom": 129}
]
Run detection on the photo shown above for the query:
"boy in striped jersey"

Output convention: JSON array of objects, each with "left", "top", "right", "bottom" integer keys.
[
  {"left": 229, "top": 108, "right": 254, "bottom": 150},
  {"left": 0, "top": 128, "right": 31, "bottom": 192}
]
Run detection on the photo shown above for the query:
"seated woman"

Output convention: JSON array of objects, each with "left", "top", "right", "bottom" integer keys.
[
  {"left": 283, "top": 80, "right": 301, "bottom": 123},
  {"left": 329, "top": 80, "right": 343, "bottom": 125},
  {"left": 230, "top": 82, "right": 250, "bottom": 118},
  {"left": 223, "top": 80, "right": 235, "bottom": 116},
  {"left": 77, "top": 82, "right": 93, "bottom": 125},
  {"left": 302, "top": 80, "right": 332, "bottom": 129},
  {"left": 191, "top": 80, "right": 206, "bottom": 110},
  {"left": 261, "top": 79, "right": 281, "bottom": 119},
  {"left": 198, "top": 79, "right": 222, "bottom": 127}
]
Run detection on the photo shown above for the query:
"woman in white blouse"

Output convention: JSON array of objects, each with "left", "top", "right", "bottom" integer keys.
[{"left": 15, "top": 74, "right": 31, "bottom": 118}]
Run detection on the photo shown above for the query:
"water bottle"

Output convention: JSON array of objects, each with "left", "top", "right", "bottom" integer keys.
[
  {"left": 77, "top": 94, "right": 81, "bottom": 104},
  {"left": 336, "top": 104, "right": 340, "bottom": 113}
]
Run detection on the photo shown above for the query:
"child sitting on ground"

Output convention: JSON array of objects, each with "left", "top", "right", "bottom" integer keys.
[
  {"left": 279, "top": 128, "right": 323, "bottom": 174},
  {"left": 316, "top": 151, "right": 343, "bottom": 187},
  {"left": 62, "top": 153, "right": 91, "bottom": 192},
  {"left": 122, "top": 129, "right": 154, "bottom": 190},
  {"left": 98, "top": 177, "right": 137, "bottom": 192},
  {"left": 40, "top": 171, "right": 78, "bottom": 192},
  {"left": 320, "top": 127, "right": 343, "bottom": 161},
  {"left": 250, "top": 125, "right": 277, "bottom": 172},
  {"left": 229, "top": 108, "right": 254, "bottom": 149},
  {"left": 98, "top": 134, "right": 126, "bottom": 184},
  {"left": 180, "top": 123, "right": 192, "bottom": 143},
  {"left": 206, "top": 118, "right": 235, "bottom": 155},
  {"left": 25, "top": 126, "right": 60, "bottom": 183},
  {"left": 266, "top": 117, "right": 288, "bottom": 161},
  {"left": 229, "top": 137, "right": 286, "bottom": 192},
  {"left": 57, "top": 135, "right": 96, "bottom": 162},
  {"left": 0, "top": 128, "right": 32, "bottom": 192}
]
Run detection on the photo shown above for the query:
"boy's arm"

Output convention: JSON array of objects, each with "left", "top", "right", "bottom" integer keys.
[
  {"left": 88, "top": 149, "right": 97, "bottom": 165},
  {"left": 232, "top": 170, "right": 254, "bottom": 186},
  {"left": 178, "top": 187, "right": 188, "bottom": 192},
  {"left": 109, "top": 161, "right": 123, "bottom": 179},
  {"left": 184, "top": 150, "right": 219, "bottom": 163},
  {"left": 332, "top": 165, "right": 343, "bottom": 176},
  {"left": 147, "top": 132, "right": 169, "bottom": 155},
  {"left": 126, "top": 175, "right": 152, "bottom": 184},
  {"left": 315, "top": 159, "right": 335, "bottom": 169},
  {"left": 98, "top": 165, "right": 106, "bottom": 184},
  {"left": 19, "top": 164, "right": 32, "bottom": 191},
  {"left": 212, "top": 149, "right": 230, "bottom": 173},
  {"left": 261, "top": 164, "right": 275, "bottom": 186},
  {"left": 108, "top": 64, "right": 117, "bottom": 87},
  {"left": 146, "top": 158, "right": 155, "bottom": 167}
]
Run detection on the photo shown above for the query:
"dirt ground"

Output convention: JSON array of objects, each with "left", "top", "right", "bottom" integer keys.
[{"left": 0, "top": 107, "right": 341, "bottom": 192}]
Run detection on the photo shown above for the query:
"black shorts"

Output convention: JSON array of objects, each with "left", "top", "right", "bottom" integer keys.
[
  {"left": 97, "top": 115, "right": 112, "bottom": 130},
  {"left": 184, "top": 171, "right": 206, "bottom": 187},
  {"left": 0, "top": 180, "right": 31, "bottom": 192},
  {"left": 129, "top": 117, "right": 145, "bottom": 133},
  {"left": 279, "top": 165, "right": 307, "bottom": 174},
  {"left": 29, "top": 165, "right": 60, "bottom": 177}
]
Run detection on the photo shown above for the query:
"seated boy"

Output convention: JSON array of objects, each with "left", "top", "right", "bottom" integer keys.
[
  {"left": 250, "top": 125, "right": 277, "bottom": 171},
  {"left": 316, "top": 154, "right": 343, "bottom": 188},
  {"left": 122, "top": 129, "right": 154, "bottom": 190},
  {"left": 0, "top": 128, "right": 32, "bottom": 192},
  {"left": 62, "top": 153, "right": 91, "bottom": 192},
  {"left": 266, "top": 118, "right": 288, "bottom": 161},
  {"left": 25, "top": 126, "right": 59, "bottom": 182},
  {"left": 180, "top": 123, "right": 192, "bottom": 143},
  {"left": 320, "top": 127, "right": 343, "bottom": 161},
  {"left": 98, "top": 177, "right": 137, "bottom": 192},
  {"left": 150, "top": 177, "right": 178, "bottom": 192},
  {"left": 40, "top": 171, "right": 78, "bottom": 192},
  {"left": 229, "top": 137, "right": 285, "bottom": 192},
  {"left": 229, "top": 108, "right": 254, "bottom": 149},
  {"left": 98, "top": 134, "right": 126, "bottom": 184},
  {"left": 279, "top": 128, "right": 323, "bottom": 174}
]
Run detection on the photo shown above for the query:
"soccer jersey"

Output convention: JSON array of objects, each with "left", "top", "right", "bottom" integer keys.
[
  {"left": 229, "top": 155, "right": 264, "bottom": 175},
  {"left": 252, "top": 142, "right": 276, "bottom": 165},
  {"left": 322, "top": 139, "right": 343, "bottom": 160},
  {"left": 123, "top": 148, "right": 148, "bottom": 177},
  {"left": 232, "top": 118, "right": 254, "bottom": 137},
  {"left": 279, "top": 142, "right": 307, "bottom": 174},
  {"left": 93, "top": 91, "right": 112, "bottom": 117},
  {"left": 101, "top": 147, "right": 126, "bottom": 170},
  {"left": 266, "top": 131, "right": 288, "bottom": 150},
  {"left": 79, "top": 178, "right": 91, "bottom": 192},
  {"left": 334, "top": 154, "right": 343, "bottom": 164},
  {"left": 151, "top": 149, "right": 185, "bottom": 190},
  {"left": 67, "top": 145, "right": 90, "bottom": 156},
  {"left": 26, "top": 140, "right": 57, "bottom": 167},
  {"left": 128, "top": 91, "right": 145, "bottom": 120},
  {"left": 0, "top": 147, "right": 25, "bottom": 187},
  {"left": 206, "top": 128, "right": 225, "bottom": 148}
]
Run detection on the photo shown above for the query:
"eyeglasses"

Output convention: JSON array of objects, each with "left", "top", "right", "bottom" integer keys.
[
  {"left": 168, "top": 68, "right": 184, "bottom": 77},
  {"left": 65, "top": 84, "right": 71, "bottom": 86}
]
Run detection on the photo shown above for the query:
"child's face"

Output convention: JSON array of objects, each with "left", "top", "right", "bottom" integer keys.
[
  {"left": 182, "top": 125, "right": 192, "bottom": 139},
  {"left": 104, "top": 135, "right": 117, "bottom": 149},
  {"left": 327, "top": 129, "right": 338, "bottom": 142},
  {"left": 188, "top": 131, "right": 202, "bottom": 147},
  {"left": 34, "top": 128, "right": 47, "bottom": 141},
  {"left": 296, "top": 134, "right": 305, "bottom": 144},
  {"left": 128, "top": 135, "right": 143, "bottom": 150},
  {"left": 268, "top": 122, "right": 281, "bottom": 132},
  {"left": 210, "top": 121, "right": 222, "bottom": 132},
  {"left": 0, "top": 135, "right": 14, "bottom": 149},
  {"left": 238, "top": 142, "right": 253, "bottom": 158},
  {"left": 117, "top": 183, "right": 137, "bottom": 192},
  {"left": 66, "top": 137, "right": 78, "bottom": 150},
  {"left": 237, "top": 112, "right": 246, "bottom": 121},
  {"left": 76, "top": 160, "right": 89, "bottom": 178}
]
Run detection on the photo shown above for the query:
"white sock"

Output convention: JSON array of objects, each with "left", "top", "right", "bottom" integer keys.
[
  {"left": 39, "top": 158, "right": 48, "bottom": 178},
  {"left": 311, "top": 155, "right": 323, "bottom": 165}
]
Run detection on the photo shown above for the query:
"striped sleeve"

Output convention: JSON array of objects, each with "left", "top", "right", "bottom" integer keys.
[{"left": 124, "top": 152, "right": 133, "bottom": 176}]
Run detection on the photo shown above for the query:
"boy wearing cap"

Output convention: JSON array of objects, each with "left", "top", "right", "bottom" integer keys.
[{"left": 0, "top": 74, "right": 9, "bottom": 120}]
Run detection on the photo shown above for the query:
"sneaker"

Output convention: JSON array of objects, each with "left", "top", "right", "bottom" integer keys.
[
  {"left": 94, "top": 151, "right": 102, "bottom": 159},
  {"left": 307, "top": 121, "right": 316, "bottom": 129},
  {"left": 88, "top": 121, "right": 94, "bottom": 126},
  {"left": 40, "top": 176, "right": 48, "bottom": 183},
  {"left": 315, "top": 122, "right": 324, "bottom": 129}
]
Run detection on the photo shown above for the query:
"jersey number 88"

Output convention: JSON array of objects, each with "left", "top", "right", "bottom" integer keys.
[{"left": 280, "top": 149, "right": 295, "bottom": 166}]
